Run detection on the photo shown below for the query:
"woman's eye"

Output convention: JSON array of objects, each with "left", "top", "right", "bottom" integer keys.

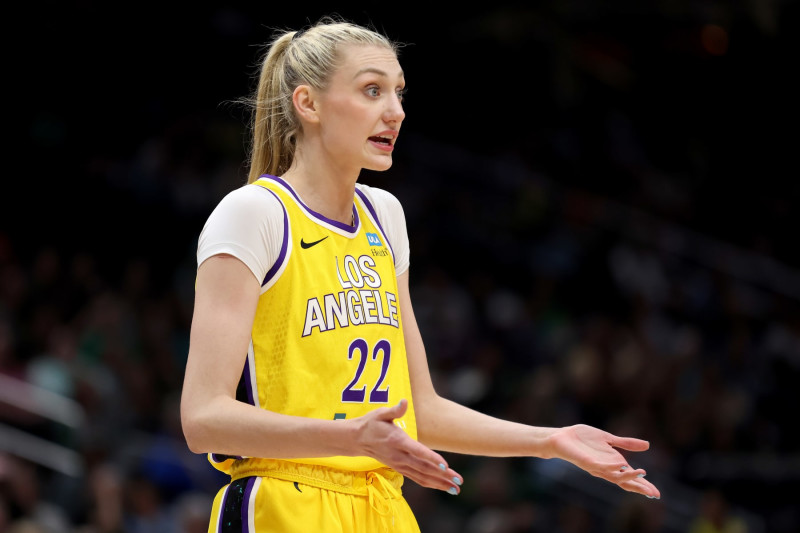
[
  {"left": 366, "top": 87, "right": 380, "bottom": 97},
  {"left": 396, "top": 88, "right": 407, "bottom": 102}
]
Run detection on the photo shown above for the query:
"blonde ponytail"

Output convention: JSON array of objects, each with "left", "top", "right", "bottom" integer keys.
[{"left": 243, "top": 16, "right": 399, "bottom": 183}]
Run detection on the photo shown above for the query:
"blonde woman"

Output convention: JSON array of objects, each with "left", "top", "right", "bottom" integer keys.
[{"left": 180, "top": 16, "right": 660, "bottom": 533}]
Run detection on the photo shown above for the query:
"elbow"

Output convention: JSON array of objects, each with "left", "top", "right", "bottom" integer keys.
[
  {"left": 411, "top": 385, "right": 441, "bottom": 417},
  {"left": 410, "top": 390, "right": 444, "bottom": 441},
  {"left": 182, "top": 425, "right": 207, "bottom": 455},
  {"left": 180, "top": 403, "right": 213, "bottom": 454}
]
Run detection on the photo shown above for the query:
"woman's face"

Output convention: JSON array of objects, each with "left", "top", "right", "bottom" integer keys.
[{"left": 316, "top": 44, "right": 406, "bottom": 173}]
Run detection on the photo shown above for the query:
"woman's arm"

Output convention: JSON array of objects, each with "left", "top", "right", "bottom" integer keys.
[
  {"left": 399, "top": 270, "right": 661, "bottom": 498},
  {"left": 179, "top": 254, "right": 461, "bottom": 493},
  {"left": 180, "top": 254, "right": 354, "bottom": 458}
]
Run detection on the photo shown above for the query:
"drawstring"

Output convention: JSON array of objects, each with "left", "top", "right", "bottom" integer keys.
[{"left": 366, "top": 471, "right": 401, "bottom": 531}]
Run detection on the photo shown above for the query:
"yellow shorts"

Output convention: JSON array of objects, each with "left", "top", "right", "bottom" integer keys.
[{"left": 207, "top": 459, "right": 421, "bottom": 532}]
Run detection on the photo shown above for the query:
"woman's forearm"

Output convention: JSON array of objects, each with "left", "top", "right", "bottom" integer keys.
[
  {"left": 181, "top": 394, "right": 358, "bottom": 459},
  {"left": 414, "top": 393, "right": 558, "bottom": 458},
  {"left": 413, "top": 392, "right": 661, "bottom": 498}
]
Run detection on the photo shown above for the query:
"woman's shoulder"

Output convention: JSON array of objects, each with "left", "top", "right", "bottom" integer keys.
[
  {"left": 355, "top": 182, "right": 404, "bottom": 212},
  {"left": 212, "top": 182, "right": 285, "bottom": 219}
]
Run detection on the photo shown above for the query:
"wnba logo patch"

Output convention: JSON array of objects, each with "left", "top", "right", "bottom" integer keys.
[{"left": 365, "top": 232, "right": 383, "bottom": 247}]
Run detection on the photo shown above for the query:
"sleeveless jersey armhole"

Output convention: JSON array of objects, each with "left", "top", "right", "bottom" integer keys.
[
  {"left": 197, "top": 184, "right": 287, "bottom": 285},
  {"left": 254, "top": 185, "right": 291, "bottom": 290},
  {"left": 355, "top": 184, "right": 410, "bottom": 276}
]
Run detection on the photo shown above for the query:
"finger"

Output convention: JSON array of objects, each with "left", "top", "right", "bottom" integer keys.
[
  {"left": 392, "top": 441, "right": 461, "bottom": 494},
  {"left": 379, "top": 418, "right": 450, "bottom": 471},
  {"left": 590, "top": 461, "right": 637, "bottom": 475},
  {"left": 402, "top": 471, "right": 462, "bottom": 494},
  {"left": 405, "top": 441, "right": 452, "bottom": 478},
  {"left": 611, "top": 466, "right": 647, "bottom": 482},
  {"left": 609, "top": 436, "right": 650, "bottom": 452},
  {"left": 369, "top": 417, "right": 462, "bottom": 494},
  {"left": 403, "top": 435, "right": 450, "bottom": 470},
  {"left": 588, "top": 463, "right": 641, "bottom": 481},
  {"left": 397, "top": 454, "right": 463, "bottom": 494},
  {"left": 623, "top": 478, "right": 660, "bottom": 499},
  {"left": 616, "top": 473, "right": 660, "bottom": 498},
  {"left": 378, "top": 399, "right": 408, "bottom": 421},
  {"left": 401, "top": 466, "right": 463, "bottom": 494}
]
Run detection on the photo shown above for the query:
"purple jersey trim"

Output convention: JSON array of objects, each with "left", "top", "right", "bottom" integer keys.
[
  {"left": 258, "top": 187, "right": 289, "bottom": 287},
  {"left": 259, "top": 174, "right": 360, "bottom": 233},
  {"left": 355, "top": 188, "right": 395, "bottom": 259},
  {"left": 210, "top": 453, "right": 242, "bottom": 463},
  {"left": 243, "top": 356, "right": 255, "bottom": 406}
]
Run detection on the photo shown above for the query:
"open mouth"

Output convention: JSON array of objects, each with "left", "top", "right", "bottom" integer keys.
[{"left": 369, "top": 135, "right": 393, "bottom": 146}]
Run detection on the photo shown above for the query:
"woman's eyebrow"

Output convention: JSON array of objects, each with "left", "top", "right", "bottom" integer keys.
[{"left": 353, "top": 67, "right": 404, "bottom": 80}]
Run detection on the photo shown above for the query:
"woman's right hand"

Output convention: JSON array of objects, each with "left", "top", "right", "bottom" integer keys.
[{"left": 350, "top": 399, "right": 462, "bottom": 495}]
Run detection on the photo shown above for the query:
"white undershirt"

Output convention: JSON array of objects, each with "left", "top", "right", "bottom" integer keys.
[{"left": 197, "top": 182, "right": 411, "bottom": 283}]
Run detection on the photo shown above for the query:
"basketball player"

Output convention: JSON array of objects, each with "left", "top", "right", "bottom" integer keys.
[{"left": 180, "top": 16, "right": 661, "bottom": 533}]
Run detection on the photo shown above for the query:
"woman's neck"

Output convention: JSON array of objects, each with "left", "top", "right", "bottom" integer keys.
[{"left": 281, "top": 163, "right": 358, "bottom": 226}]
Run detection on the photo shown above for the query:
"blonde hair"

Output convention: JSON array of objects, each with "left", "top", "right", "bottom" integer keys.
[{"left": 244, "top": 16, "right": 399, "bottom": 183}]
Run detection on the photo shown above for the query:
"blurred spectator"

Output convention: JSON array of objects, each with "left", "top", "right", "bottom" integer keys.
[
  {"left": 0, "top": 454, "right": 71, "bottom": 533},
  {"left": 75, "top": 462, "right": 125, "bottom": 533},
  {"left": 173, "top": 491, "right": 213, "bottom": 533}
]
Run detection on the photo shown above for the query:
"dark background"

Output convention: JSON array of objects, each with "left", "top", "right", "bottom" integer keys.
[{"left": 3, "top": 2, "right": 799, "bottom": 532}]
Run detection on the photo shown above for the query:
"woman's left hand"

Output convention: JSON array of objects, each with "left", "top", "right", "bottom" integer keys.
[{"left": 547, "top": 424, "right": 661, "bottom": 499}]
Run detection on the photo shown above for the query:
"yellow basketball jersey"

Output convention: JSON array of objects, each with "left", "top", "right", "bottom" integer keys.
[{"left": 210, "top": 175, "right": 417, "bottom": 475}]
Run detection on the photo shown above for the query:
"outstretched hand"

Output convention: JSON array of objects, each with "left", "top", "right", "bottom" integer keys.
[
  {"left": 549, "top": 424, "right": 661, "bottom": 499},
  {"left": 350, "top": 399, "right": 462, "bottom": 495}
]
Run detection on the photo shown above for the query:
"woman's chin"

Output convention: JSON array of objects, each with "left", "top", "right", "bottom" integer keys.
[{"left": 365, "top": 157, "right": 393, "bottom": 172}]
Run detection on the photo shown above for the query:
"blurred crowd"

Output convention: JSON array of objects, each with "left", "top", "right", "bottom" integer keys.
[{"left": 4, "top": 2, "right": 799, "bottom": 532}]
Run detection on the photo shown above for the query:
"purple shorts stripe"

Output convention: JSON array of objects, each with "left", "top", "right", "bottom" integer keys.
[
  {"left": 219, "top": 477, "right": 251, "bottom": 532},
  {"left": 216, "top": 483, "right": 231, "bottom": 533},
  {"left": 241, "top": 477, "right": 256, "bottom": 532}
]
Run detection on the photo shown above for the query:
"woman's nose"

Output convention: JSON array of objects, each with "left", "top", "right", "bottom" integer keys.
[{"left": 384, "top": 97, "right": 405, "bottom": 124}]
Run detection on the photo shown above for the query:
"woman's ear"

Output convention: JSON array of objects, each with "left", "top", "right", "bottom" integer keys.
[{"left": 293, "top": 85, "right": 319, "bottom": 124}]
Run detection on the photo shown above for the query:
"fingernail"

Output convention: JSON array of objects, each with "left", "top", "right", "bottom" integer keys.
[
  {"left": 620, "top": 466, "right": 629, "bottom": 471},
  {"left": 637, "top": 473, "right": 645, "bottom": 478},
  {"left": 439, "top": 463, "right": 446, "bottom": 471},
  {"left": 448, "top": 486, "right": 458, "bottom": 495},
  {"left": 453, "top": 477, "right": 462, "bottom": 486}
]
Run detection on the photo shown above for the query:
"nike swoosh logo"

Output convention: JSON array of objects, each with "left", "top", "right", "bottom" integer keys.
[{"left": 300, "top": 236, "right": 328, "bottom": 249}]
